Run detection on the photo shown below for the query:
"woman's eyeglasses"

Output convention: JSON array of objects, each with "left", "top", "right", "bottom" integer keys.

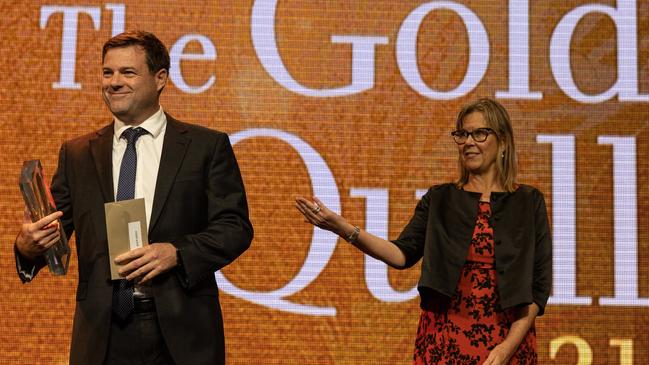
[{"left": 451, "top": 128, "right": 494, "bottom": 144}]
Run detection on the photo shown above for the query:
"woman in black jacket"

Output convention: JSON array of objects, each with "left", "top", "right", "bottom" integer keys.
[{"left": 295, "top": 98, "right": 551, "bottom": 365}]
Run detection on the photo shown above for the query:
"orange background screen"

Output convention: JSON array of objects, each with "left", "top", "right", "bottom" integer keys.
[{"left": 0, "top": 1, "right": 648, "bottom": 364}]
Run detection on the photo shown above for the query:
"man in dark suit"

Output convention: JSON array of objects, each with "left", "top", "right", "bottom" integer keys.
[{"left": 14, "top": 31, "right": 253, "bottom": 365}]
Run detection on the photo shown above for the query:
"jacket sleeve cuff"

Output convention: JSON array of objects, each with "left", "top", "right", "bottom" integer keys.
[
  {"left": 174, "top": 247, "right": 191, "bottom": 289},
  {"left": 14, "top": 244, "right": 41, "bottom": 283}
]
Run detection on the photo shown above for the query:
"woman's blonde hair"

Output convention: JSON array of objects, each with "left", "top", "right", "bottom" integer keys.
[{"left": 454, "top": 98, "right": 517, "bottom": 192}]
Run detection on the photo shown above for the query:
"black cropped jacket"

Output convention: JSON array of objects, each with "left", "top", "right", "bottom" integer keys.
[{"left": 391, "top": 183, "right": 552, "bottom": 315}]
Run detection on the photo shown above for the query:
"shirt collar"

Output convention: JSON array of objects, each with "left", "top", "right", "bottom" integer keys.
[{"left": 113, "top": 107, "right": 166, "bottom": 140}]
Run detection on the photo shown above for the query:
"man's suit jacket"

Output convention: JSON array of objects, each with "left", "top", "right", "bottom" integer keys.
[{"left": 24, "top": 115, "right": 253, "bottom": 365}]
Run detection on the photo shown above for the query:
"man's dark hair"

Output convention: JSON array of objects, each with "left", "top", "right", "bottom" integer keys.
[{"left": 102, "top": 30, "right": 170, "bottom": 73}]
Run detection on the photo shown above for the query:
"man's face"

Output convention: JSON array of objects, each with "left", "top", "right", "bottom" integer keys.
[{"left": 102, "top": 46, "right": 167, "bottom": 125}]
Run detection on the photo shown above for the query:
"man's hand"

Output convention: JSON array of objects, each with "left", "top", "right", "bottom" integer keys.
[
  {"left": 115, "top": 243, "right": 178, "bottom": 283},
  {"left": 16, "top": 210, "right": 63, "bottom": 261}
]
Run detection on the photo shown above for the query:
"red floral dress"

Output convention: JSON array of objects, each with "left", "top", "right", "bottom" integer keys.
[{"left": 413, "top": 202, "right": 537, "bottom": 364}]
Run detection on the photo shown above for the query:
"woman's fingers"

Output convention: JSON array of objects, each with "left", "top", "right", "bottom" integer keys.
[
  {"left": 313, "top": 197, "right": 326, "bottom": 210},
  {"left": 295, "top": 196, "right": 335, "bottom": 230},
  {"left": 296, "top": 197, "right": 321, "bottom": 217},
  {"left": 295, "top": 200, "right": 319, "bottom": 225},
  {"left": 296, "top": 196, "right": 322, "bottom": 212}
]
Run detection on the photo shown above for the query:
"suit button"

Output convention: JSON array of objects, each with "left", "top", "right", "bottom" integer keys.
[
  {"left": 495, "top": 240, "right": 502, "bottom": 245},
  {"left": 498, "top": 269, "right": 505, "bottom": 274}
]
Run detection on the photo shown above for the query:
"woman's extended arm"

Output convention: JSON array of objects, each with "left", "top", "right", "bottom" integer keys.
[{"left": 295, "top": 196, "right": 406, "bottom": 268}]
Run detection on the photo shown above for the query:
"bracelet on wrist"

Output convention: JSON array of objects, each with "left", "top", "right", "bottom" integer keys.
[{"left": 344, "top": 226, "right": 361, "bottom": 243}]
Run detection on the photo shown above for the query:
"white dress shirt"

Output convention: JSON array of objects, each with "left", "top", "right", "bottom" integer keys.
[
  {"left": 112, "top": 107, "right": 166, "bottom": 298},
  {"left": 112, "top": 107, "right": 166, "bottom": 227}
]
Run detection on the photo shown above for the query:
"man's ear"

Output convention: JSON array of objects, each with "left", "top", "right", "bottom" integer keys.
[{"left": 155, "top": 69, "right": 168, "bottom": 92}]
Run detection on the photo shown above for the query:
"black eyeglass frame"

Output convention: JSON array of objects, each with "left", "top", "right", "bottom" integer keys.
[{"left": 450, "top": 127, "right": 495, "bottom": 144}]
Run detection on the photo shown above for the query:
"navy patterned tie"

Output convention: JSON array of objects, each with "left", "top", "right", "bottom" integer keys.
[{"left": 112, "top": 127, "right": 148, "bottom": 322}]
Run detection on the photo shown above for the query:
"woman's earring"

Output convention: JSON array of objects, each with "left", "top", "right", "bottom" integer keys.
[{"left": 501, "top": 151, "right": 505, "bottom": 158}]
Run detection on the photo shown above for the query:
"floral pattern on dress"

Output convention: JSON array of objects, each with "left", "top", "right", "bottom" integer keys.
[{"left": 413, "top": 202, "right": 537, "bottom": 365}]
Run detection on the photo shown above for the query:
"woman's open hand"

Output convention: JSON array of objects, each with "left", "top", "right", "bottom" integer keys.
[{"left": 294, "top": 196, "right": 346, "bottom": 236}]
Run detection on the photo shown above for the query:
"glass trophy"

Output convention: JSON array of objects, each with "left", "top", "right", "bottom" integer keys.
[{"left": 19, "top": 160, "right": 70, "bottom": 276}]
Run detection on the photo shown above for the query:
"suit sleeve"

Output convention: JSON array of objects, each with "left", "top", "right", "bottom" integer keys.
[
  {"left": 14, "top": 244, "right": 45, "bottom": 283},
  {"left": 50, "top": 142, "right": 75, "bottom": 239},
  {"left": 532, "top": 189, "right": 552, "bottom": 316},
  {"left": 173, "top": 134, "right": 253, "bottom": 289}
]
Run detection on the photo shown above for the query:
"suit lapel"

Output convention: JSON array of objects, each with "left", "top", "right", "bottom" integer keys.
[
  {"left": 89, "top": 123, "right": 115, "bottom": 204},
  {"left": 149, "top": 116, "right": 190, "bottom": 233}
]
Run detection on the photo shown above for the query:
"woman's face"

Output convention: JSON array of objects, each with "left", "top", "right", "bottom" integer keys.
[{"left": 457, "top": 112, "right": 501, "bottom": 176}]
